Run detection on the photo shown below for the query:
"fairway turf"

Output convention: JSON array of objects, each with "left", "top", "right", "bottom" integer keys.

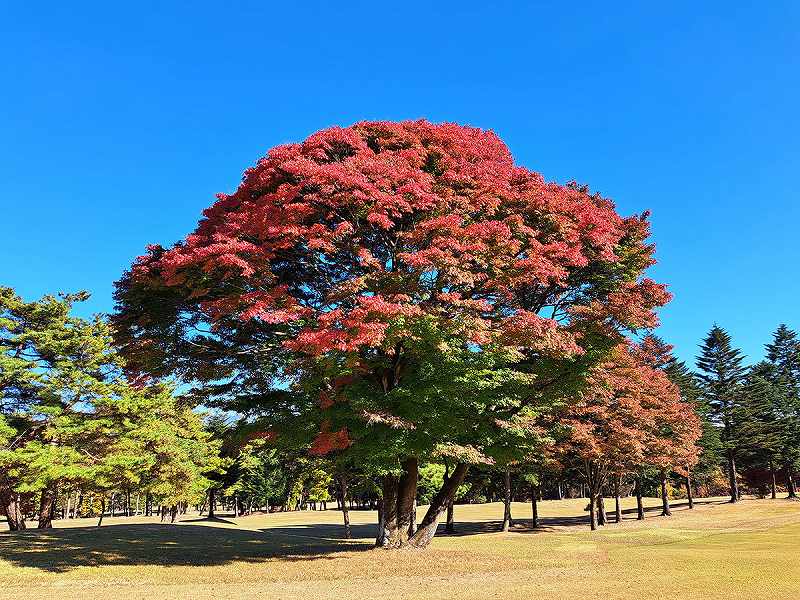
[{"left": 1, "top": 496, "right": 798, "bottom": 599}]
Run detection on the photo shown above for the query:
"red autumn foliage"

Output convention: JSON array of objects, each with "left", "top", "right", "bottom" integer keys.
[{"left": 127, "top": 120, "right": 668, "bottom": 360}]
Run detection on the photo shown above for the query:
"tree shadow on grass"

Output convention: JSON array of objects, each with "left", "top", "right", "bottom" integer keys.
[
  {"left": 0, "top": 499, "right": 732, "bottom": 573},
  {"left": 441, "top": 498, "right": 727, "bottom": 536},
  {"left": 0, "top": 522, "right": 374, "bottom": 573}
]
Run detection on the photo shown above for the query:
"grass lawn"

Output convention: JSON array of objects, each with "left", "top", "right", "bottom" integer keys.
[{"left": 1, "top": 495, "right": 798, "bottom": 599}]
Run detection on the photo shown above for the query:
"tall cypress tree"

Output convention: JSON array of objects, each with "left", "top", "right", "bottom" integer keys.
[
  {"left": 764, "top": 325, "right": 800, "bottom": 498},
  {"left": 696, "top": 325, "right": 747, "bottom": 502}
]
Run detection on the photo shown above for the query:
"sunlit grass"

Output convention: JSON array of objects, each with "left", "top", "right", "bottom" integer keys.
[{"left": 1, "top": 495, "right": 798, "bottom": 599}]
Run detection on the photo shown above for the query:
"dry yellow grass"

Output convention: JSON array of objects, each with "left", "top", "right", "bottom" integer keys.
[{"left": 1, "top": 495, "right": 798, "bottom": 599}]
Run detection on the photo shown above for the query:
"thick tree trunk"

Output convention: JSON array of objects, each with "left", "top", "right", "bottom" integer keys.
[
  {"left": 531, "top": 485, "right": 539, "bottom": 529},
  {"left": 787, "top": 466, "right": 797, "bottom": 499},
  {"left": 445, "top": 498, "right": 455, "bottom": 533},
  {"left": 37, "top": 485, "right": 57, "bottom": 529},
  {"left": 634, "top": 477, "right": 645, "bottom": 520},
  {"left": 338, "top": 474, "right": 351, "bottom": 540},
  {"left": 660, "top": 471, "right": 672, "bottom": 516},
  {"left": 407, "top": 463, "right": 467, "bottom": 548},
  {"left": 614, "top": 476, "right": 622, "bottom": 523},
  {"left": 376, "top": 457, "right": 418, "bottom": 548},
  {"left": 727, "top": 452, "right": 739, "bottom": 503},
  {"left": 588, "top": 489, "right": 598, "bottom": 531},
  {"left": 408, "top": 497, "right": 417, "bottom": 537},
  {"left": 502, "top": 467, "right": 513, "bottom": 532},
  {"left": 1, "top": 489, "right": 26, "bottom": 531}
]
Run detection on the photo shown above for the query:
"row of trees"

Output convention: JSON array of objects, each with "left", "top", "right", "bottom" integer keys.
[{"left": 694, "top": 324, "right": 800, "bottom": 502}]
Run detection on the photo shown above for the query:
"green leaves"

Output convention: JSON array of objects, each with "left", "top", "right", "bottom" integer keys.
[{"left": 0, "top": 286, "right": 221, "bottom": 510}]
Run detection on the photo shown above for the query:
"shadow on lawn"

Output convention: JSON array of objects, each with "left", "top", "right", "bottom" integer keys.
[
  {"left": 0, "top": 499, "right": 727, "bottom": 573},
  {"left": 442, "top": 498, "right": 724, "bottom": 536},
  {"left": 0, "top": 522, "right": 374, "bottom": 573}
]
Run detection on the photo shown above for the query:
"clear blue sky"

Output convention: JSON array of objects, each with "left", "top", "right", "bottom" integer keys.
[{"left": 2, "top": 1, "right": 798, "bottom": 366}]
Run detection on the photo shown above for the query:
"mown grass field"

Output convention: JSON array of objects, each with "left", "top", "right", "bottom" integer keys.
[{"left": 1, "top": 496, "right": 798, "bottom": 599}]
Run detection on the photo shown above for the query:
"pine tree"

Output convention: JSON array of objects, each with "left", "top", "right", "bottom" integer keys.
[
  {"left": 736, "top": 363, "right": 783, "bottom": 497},
  {"left": 764, "top": 325, "right": 800, "bottom": 498},
  {"left": 696, "top": 325, "right": 747, "bottom": 502},
  {"left": 0, "top": 286, "right": 220, "bottom": 530}
]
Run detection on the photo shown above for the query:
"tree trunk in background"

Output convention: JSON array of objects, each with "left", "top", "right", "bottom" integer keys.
[
  {"left": 597, "top": 494, "right": 607, "bottom": 526},
  {"left": 727, "top": 452, "right": 739, "bottom": 503},
  {"left": 660, "top": 471, "right": 672, "bottom": 516},
  {"left": 531, "top": 485, "right": 539, "bottom": 529},
  {"left": 787, "top": 466, "right": 797, "bottom": 499},
  {"left": 769, "top": 463, "right": 777, "bottom": 499},
  {"left": 338, "top": 474, "right": 351, "bottom": 540},
  {"left": 556, "top": 481, "right": 563, "bottom": 500},
  {"left": 445, "top": 498, "right": 455, "bottom": 533},
  {"left": 97, "top": 497, "right": 106, "bottom": 527},
  {"left": 613, "top": 476, "right": 622, "bottom": 523},
  {"left": 208, "top": 489, "right": 216, "bottom": 519},
  {"left": 502, "top": 467, "right": 513, "bottom": 532},
  {"left": 588, "top": 489, "right": 598, "bottom": 531},
  {"left": 685, "top": 470, "right": 694, "bottom": 509},
  {"left": 1, "top": 489, "right": 25, "bottom": 531},
  {"left": 37, "top": 486, "right": 57, "bottom": 529},
  {"left": 635, "top": 476, "right": 645, "bottom": 520},
  {"left": 145, "top": 494, "right": 152, "bottom": 517},
  {"left": 408, "top": 463, "right": 468, "bottom": 548}
]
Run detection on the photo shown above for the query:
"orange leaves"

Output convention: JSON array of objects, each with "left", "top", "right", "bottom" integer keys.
[
  {"left": 309, "top": 422, "right": 352, "bottom": 456},
  {"left": 500, "top": 311, "right": 583, "bottom": 357},
  {"left": 564, "top": 342, "right": 701, "bottom": 473}
]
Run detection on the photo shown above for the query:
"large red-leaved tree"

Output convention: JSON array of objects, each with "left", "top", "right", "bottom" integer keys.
[{"left": 114, "top": 120, "right": 668, "bottom": 548}]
